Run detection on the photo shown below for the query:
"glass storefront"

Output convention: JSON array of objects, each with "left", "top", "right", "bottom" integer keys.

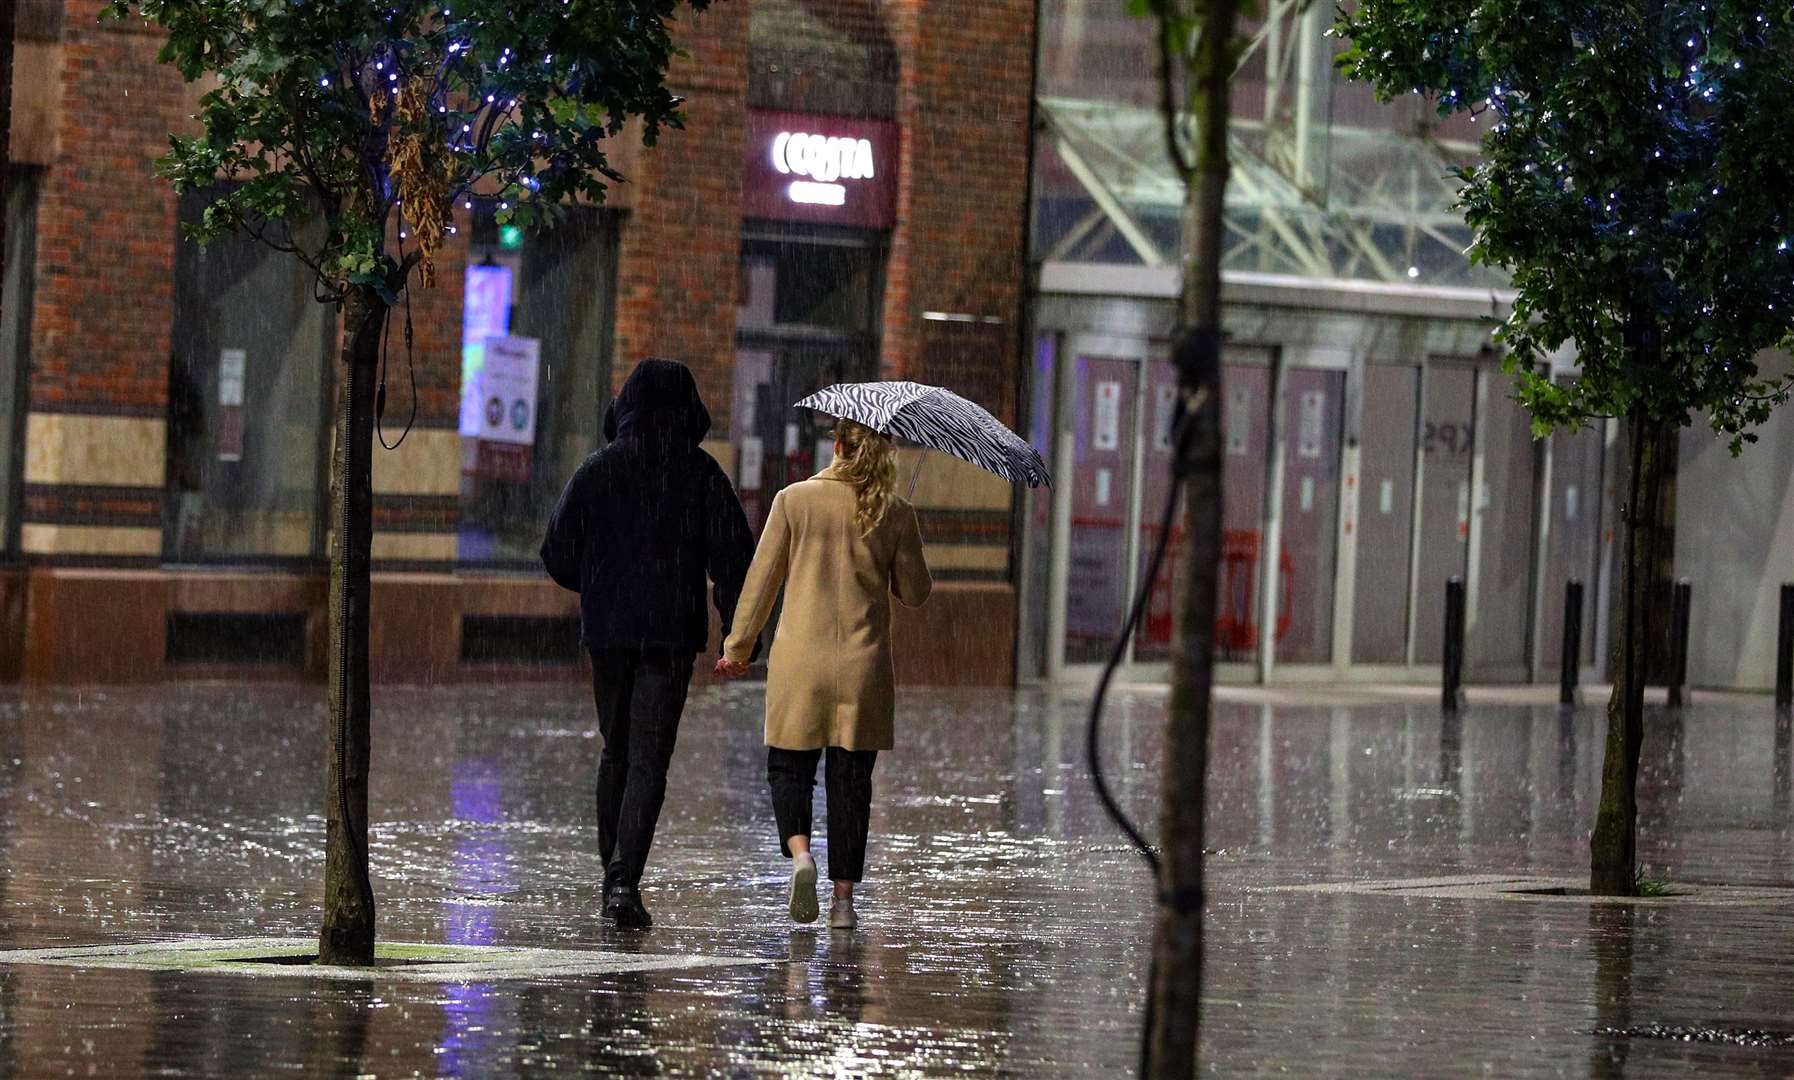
[
  {"left": 1353, "top": 364, "right": 1421, "bottom": 663},
  {"left": 1019, "top": 297, "right": 1609, "bottom": 685},
  {"left": 1536, "top": 402, "right": 1609, "bottom": 674},
  {"left": 729, "top": 107, "right": 897, "bottom": 526},
  {"left": 1063, "top": 348, "right": 1140, "bottom": 663},
  {"left": 455, "top": 201, "right": 617, "bottom": 563},
  {"left": 0, "top": 168, "right": 38, "bottom": 554},
  {"left": 166, "top": 187, "right": 333, "bottom": 561},
  {"left": 1277, "top": 367, "right": 1345, "bottom": 664},
  {"left": 730, "top": 222, "right": 886, "bottom": 529},
  {"left": 1017, "top": 5, "right": 1631, "bottom": 687},
  {"left": 162, "top": 193, "right": 617, "bottom": 568}
]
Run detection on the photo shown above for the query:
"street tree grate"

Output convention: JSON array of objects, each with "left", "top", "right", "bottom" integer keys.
[
  {"left": 1262, "top": 875, "right": 1794, "bottom": 906},
  {"left": 0, "top": 938, "right": 770, "bottom": 983}
]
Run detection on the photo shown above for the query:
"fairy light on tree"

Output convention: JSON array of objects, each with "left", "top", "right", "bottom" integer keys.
[
  {"left": 1337, "top": 0, "right": 1794, "bottom": 897},
  {"left": 102, "top": 0, "right": 715, "bottom": 964}
]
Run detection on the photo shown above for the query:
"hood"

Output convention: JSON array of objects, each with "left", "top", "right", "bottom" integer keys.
[{"left": 604, "top": 358, "right": 713, "bottom": 445}]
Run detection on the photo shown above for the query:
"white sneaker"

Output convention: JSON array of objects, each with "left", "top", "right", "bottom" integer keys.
[
  {"left": 788, "top": 854, "right": 819, "bottom": 924},
  {"left": 828, "top": 899, "right": 858, "bottom": 930}
]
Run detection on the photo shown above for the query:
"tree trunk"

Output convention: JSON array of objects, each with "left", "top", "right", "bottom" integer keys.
[
  {"left": 319, "top": 283, "right": 384, "bottom": 965},
  {"left": 1589, "top": 407, "right": 1671, "bottom": 896},
  {"left": 1148, "top": 0, "right": 1236, "bottom": 1072}
]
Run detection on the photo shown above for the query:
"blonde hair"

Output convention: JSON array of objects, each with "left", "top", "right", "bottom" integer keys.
[{"left": 833, "top": 420, "right": 896, "bottom": 536}]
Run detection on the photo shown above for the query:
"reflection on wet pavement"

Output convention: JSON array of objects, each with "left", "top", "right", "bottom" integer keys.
[{"left": 0, "top": 684, "right": 1791, "bottom": 1074}]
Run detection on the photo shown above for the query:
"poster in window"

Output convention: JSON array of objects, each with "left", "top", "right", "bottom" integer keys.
[
  {"left": 1093, "top": 380, "right": 1122, "bottom": 452},
  {"left": 1297, "top": 389, "right": 1326, "bottom": 459},
  {"left": 216, "top": 348, "right": 246, "bottom": 462},
  {"left": 1226, "top": 385, "right": 1252, "bottom": 456},
  {"left": 739, "top": 437, "right": 764, "bottom": 491},
  {"left": 479, "top": 336, "right": 540, "bottom": 446},
  {"left": 1153, "top": 383, "right": 1177, "bottom": 453},
  {"left": 458, "top": 262, "right": 515, "bottom": 437}
]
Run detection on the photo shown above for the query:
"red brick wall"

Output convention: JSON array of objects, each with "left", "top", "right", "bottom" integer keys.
[
  {"left": 27, "top": 0, "right": 1034, "bottom": 431},
  {"left": 884, "top": 0, "right": 1036, "bottom": 425},
  {"left": 612, "top": 2, "right": 750, "bottom": 434},
  {"left": 29, "top": 0, "right": 192, "bottom": 412},
  {"left": 393, "top": 210, "right": 468, "bottom": 427}
]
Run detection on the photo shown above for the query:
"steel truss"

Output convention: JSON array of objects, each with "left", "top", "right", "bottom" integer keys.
[{"left": 1038, "top": 1, "right": 1498, "bottom": 287}]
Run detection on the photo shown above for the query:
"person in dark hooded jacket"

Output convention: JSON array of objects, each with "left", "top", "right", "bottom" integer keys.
[{"left": 542, "top": 358, "right": 755, "bottom": 928}]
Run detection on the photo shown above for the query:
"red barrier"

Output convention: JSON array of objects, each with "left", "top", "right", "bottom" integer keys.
[{"left": 1141, "top": 526, "right": 1292, "bottom": 656}]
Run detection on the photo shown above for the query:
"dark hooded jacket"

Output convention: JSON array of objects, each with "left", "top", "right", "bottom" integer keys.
[{"left": 541, "top": 359, "right": 755, "bottom": 653}]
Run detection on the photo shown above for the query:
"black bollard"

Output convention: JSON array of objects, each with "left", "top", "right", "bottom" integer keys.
[
  {"left": 1667, "top": 579, "right": 1692, "bottom": 708},
  {"left": 1778, "top": 584, "right": 1794, "bottom": 715},
  {"left": 1560, "top": 579, "right": 1584, "bottom": 707},
  {"left": 1442, "top": 577, "right": 1466, "bottom": 715}
]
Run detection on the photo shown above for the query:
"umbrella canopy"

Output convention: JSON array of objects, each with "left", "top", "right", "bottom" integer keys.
[{"left": 795, "top": 381, "right": 1051, "bottom": 489}]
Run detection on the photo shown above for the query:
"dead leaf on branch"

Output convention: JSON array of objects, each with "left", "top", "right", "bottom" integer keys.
[{"left": 382, "top": 77, "right": 453, "bottom": 288}]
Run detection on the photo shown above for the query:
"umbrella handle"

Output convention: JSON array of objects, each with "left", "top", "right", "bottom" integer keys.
[{"left": 906, "top": 452, "right": 925, "bottom": 499}]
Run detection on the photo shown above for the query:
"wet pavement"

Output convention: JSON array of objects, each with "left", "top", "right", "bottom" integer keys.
[{"left": 0, "top": 681, "right": 1792, "bottom": 1075}]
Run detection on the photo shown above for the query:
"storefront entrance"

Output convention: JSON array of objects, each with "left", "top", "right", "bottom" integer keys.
[{"left": 1022, "top": 317, "right": 1612, "bottom": 687}]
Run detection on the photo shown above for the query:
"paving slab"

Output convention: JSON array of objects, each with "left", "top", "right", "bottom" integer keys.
[{"left": 0, "top": 682, "right": 1787, "bottom": 1075}]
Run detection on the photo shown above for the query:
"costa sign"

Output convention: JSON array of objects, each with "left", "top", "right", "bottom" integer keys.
[
  {"left": 772, "top": 132, "right": 877, "bottom": 183},
  {"left": 743, "top": 110, "right": 899, "bottom": 228}
]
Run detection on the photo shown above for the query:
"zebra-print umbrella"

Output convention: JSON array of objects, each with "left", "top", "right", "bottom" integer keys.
[{"left": 795, "top": 381, "right": 1051, "bottom": 488}]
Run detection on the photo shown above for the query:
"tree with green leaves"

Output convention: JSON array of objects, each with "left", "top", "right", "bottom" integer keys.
[
  {"left": 107, "top": 0, "right": 713, "bottom": 963},
  {"left": 1336, "top": 0, "right": 1794, "bottom": 895},
  {"left": 1128, "top": 0, "right": 1244, "bottom": 1074}
]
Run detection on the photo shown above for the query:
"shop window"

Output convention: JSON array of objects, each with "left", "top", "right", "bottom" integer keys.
[
  {"left": 455, "top": 200, "right": 617, "bottom": 564},
  {"left": 731, "top": 223, "right": 886, "bottom": 531},
  {"left": 167, "top": 188, "right": 333, "bottom": 562},
  {"left": 0, "top": 168, "right": 40, "bottom": 555}
]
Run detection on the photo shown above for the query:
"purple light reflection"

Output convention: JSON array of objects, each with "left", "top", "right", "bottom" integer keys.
[{"left": 438, "top": 759, "right": 511, "bottom": 1076}]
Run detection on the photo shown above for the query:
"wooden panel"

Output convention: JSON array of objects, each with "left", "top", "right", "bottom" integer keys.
[
  {"left": 892, "top": 582, "right": 1016, "bottom": 686},
  {"left": 370, "top": 574, "right": 584, "bottom": 684},
  {"left": 23, "top": 569, "right": 168, "bottom": 684},
  {"left": 0, "top": 568, "right": 25, "bottom": 682},
  {"left": 5, "top": 570, "right": 1014, "bottom": 687},
  {"left": 368, "top": 575, "right": 463, "bottom": 684}
]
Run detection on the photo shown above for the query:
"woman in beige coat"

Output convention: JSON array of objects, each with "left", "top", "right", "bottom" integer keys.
[{"left": 714, "top": 420, "right": 932, "bottom": 929}]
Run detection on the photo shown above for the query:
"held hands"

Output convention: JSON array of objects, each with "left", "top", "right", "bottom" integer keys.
[{"left": 713, "top": 656, "right": 751, "bottom": 679}]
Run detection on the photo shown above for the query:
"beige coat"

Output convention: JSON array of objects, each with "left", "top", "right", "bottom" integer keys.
[{"left": 723, "top": 468, "right": 933, "bottom": 750}]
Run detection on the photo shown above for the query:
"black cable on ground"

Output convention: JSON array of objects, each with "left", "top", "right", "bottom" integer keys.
[{"left": 1084, "top": 458, "right": 1180, "bottom": 877}]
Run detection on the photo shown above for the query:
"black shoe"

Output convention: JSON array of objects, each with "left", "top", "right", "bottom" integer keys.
[{"left": 604, "top": 883, "right": 653, "bottom": 930}]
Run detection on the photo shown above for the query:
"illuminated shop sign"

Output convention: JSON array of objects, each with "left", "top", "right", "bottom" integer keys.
[
  {"left": 772, "top": 131, "right": 877, "bottom": 206},
  {"left": 743, "top": 111, "right": 898, "bottom": 229}
]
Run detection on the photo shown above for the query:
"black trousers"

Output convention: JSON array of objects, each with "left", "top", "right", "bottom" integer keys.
[
  {"left": 767, "top": 746, "right": 879, "bottom": 883},
  {"left": 590, "top": 648, "right": 695, "bottom": 889}
]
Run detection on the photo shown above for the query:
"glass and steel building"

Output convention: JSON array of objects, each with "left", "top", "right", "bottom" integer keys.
[{"left": 1018, "top": 1, "right": 1620, "bottom": 687}]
